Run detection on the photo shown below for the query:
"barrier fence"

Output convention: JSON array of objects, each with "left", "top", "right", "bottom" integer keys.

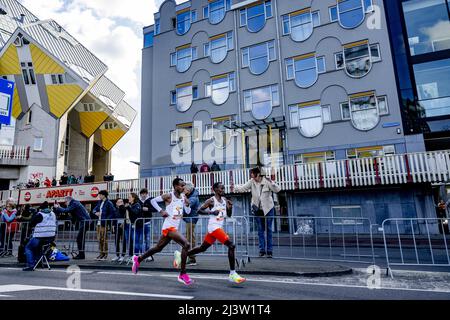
[
  {"left": 382, "top": 218, "right": 450, "bottom": 276},
  {"left": 2, "top": 217, "right": 450, "bottom": 274}
]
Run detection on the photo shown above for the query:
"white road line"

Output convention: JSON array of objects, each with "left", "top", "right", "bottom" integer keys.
[
  {"left": 0, "top": 285, "right": 193, "bottom": 300},
  {"left": 97, "top": 271, "right": 450, "bottom": 295},
  {"left": 1, "top": 267, "right": 93, "bottom": 274}
]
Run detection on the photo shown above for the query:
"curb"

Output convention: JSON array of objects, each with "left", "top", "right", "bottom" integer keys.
[{"left": 0, "top": 262, "right": 353, "bottom": 278}]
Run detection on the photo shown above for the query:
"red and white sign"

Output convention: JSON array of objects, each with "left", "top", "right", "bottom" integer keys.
[{"left": 18, "top": 183, "right": 108, "bottom": 205}]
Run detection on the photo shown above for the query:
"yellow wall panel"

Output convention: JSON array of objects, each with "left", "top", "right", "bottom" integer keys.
[
  {"left": 100, "top": 128, "right": 125, "bottom": 151},
  {"left": 12, "top": 87, "right": 22, "bottom": 119},
  {"left": 0, "top": 45, "right": 20, "bottom": 75},
  {"left": 47, "top": 85, "right": 83, "bottom": 118},
  {"left": 30, "top": 44, "right": 65, "bottom": 75},
  {"left": 79, "top": 111, "right": 109, "bottom": 137}
]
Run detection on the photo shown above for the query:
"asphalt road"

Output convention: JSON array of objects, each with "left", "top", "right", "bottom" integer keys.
[{"left": 0, "top": 267, "right": 449, "bottom": 300}]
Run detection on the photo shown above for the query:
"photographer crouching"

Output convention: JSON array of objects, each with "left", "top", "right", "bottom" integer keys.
[{"left": 22, "top": 201, "right": 57, "bottom": 271}]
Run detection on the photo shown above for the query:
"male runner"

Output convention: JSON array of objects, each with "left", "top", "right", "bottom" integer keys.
[
  {"left": 131, "top": 178, "right": 193, "bottom": 285},
  {"left": 174, "top": 182, "right": 246, "bottom": 284}
]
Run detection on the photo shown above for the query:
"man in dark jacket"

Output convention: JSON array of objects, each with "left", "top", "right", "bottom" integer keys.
[
  {"left": 183, "top": 182, "right": 200, "bottom": 266},
  {"left": 92, "top": 190, "right": 115, "bottom": 260},
  {"left": 60, "top": 172, "right": 68, "bottom": 186},
  {"left": 54, "top": 196, "right": 90, "bottom": 259},
  {"left": 112, "top": 199, "right": 127, "bottom": 262},
  {"left": 210, "top": 161, "right": 221, "bottom": 172}
]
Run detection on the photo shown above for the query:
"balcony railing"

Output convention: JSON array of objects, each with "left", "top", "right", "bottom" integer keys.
[
  {"left": 0, "top": 145, "right": 30, "bottom": 164},
  {"left": 107, "top": 150, "right": 450, "bottom": 199},
  {"left": 2, "top": 151, "right": 449, "bottom": 203}
]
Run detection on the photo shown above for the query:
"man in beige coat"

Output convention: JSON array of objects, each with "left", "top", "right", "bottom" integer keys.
[{"left": 235, "top": 167, "right": 281, "bottom": 257}]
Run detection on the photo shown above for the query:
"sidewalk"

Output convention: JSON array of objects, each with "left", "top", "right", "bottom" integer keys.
[{"left": 0, "top": 253, "right": 353, "bottom": 277}]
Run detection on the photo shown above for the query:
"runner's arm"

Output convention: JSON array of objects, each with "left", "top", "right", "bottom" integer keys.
[{"left": 197, "top": 199, "right": 214, "bottom": 215}]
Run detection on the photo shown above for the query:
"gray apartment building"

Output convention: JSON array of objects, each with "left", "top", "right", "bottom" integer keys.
[{"left": 141, "top": 0, "right": 447, "bottom": 224}]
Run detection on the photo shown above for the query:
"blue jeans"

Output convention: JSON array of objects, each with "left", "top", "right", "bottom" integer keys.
[
  {"left": 255, "top": 208, "right": 274, "bottom": 254},
  {"left": 144, "top": 223, "right": 152, "bottom": 252},
  {"left": 24, "top": 237, "right": 53, "bottom": 268},
  {"left": 134, "top": 227, "right": 143, "bottom": 255},
  {"left": 124, "top": 224, "right": 134, "bottom": 256}
]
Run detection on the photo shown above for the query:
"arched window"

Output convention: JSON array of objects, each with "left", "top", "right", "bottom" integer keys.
[
  {"left": 171, "top": 82, "right": 196, "bottom": 112},
  {"left": 286, "top": 54, "right": 326, "bottom": 88},
  {"left": 337, "top": 0, "right": 366, "bottom": 29},
  {"left": 205, "top": 73, "right": 236, "bottom": 105},
  {"left": 349, "top": 91, "right": 380, "bottom": 131},
  {"left": 176, "top": 9, "right": 197, "bottom": 35},
  {"left": 203, "top": 0, "right": 231, "bottom": 25},
  {"left": 242, "top": 40, "right": 276, "bottom": 75},
  {"left": 282, "top": 8, "right": 320, "bottom": 42},
  {"left": 289, "top": 101, "right": 326, "bottom": 138},
  {"left": 170, "top": 45, "right": 197, "bottom": 73},
  {"left": 335, "top": 40, "right": 381, "bottom": 77},
  {"left": 244, "top": 84, "right": 279, "bottom": 120},
  {"left": 204, "top": 32, "right": 233, "bottom": 64},
  {"left": 240, "top": 1, "right": 272, "bottom": 33}
]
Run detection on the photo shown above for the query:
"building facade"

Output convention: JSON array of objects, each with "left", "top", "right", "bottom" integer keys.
[
  {"left": 141, "top": 0, "right": 447, "bottom": 222},
  {"left": 0, "top": 0, "right": 137, "bottom": 190}
]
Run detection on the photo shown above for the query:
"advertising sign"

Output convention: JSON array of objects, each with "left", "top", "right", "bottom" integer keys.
[
  {"left": 0, "top": 78, "right": 15, "bottom": 126},
  {"left": 18, "top": 183, "right": 108, "bottom": 205}
]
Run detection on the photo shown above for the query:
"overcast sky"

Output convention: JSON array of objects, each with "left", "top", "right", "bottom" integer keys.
[{"left": 18, "top": 0, "right": 181, "bottom": 180}]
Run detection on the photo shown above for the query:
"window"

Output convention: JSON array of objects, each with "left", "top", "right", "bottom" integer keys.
[
  {"left": 26, "top": 110, "right": 32, "bottom": 124},
  {"left": 349, "top": 91, "right": 380, "bottom": 131},
  {"left": 144, "top": 32, "right": 154, "bottom": 48},
  {"left": 170, "top": 45, "right": 197, "bottom": 72},
  {"left": 332, "top": 206, "right": 363, "bottom": 225},
  {"left": 204, "top": 0, "right": 231, "bottom": 24},
  {"left": 329, "top": 6, "right": 338, "bottom": 22},
  {"left": 240, "top": 1, "right": 272, "bottom": 33},
  {"left": 244, "top": 84, "right": 279, "bottom": 120},
  {"left": 83, "top": 103, "right": 95, "bottom": 112},
  {"left": 340, "top": 102, "right": 351, "bottom": 120},
  {"left": 21, "top": 62, "right": 36, "bottom": 85},
  {"left": 282, "top": 9, "right": 320, "bottom": 42},
  {"left": 173, "top": 124, "right": 193, "bottom": 154},
  {"left": 346, "top": 145, "right": 395, "bottom": 159},
  {"left": 154, "top": 18, "right": 160, "bottom": 35},
  {"left": 51, "top": 74, "right": 65, "bottom": 85},
  {"left": 33, "top": 137, "right": 43, "bottom": 152},
  {"left": 205, "top": 72, "right": 235, "bottom": 105},
  {"left": 336, "top": 0, "right": 366, "bottom": 29},
  {"left": 176, "top": 9, "right": 196, "bottom": 35},
  {"left": 414, "top": 58, "right": 450, "bottom": 118},
  {"left": 242, "top": 40, "right": 276, "bottom": 75},
  {"left": 402, "top": 0, "right": 450, "bottom": 56},
  {"left": 289, "top": 101, "right": 328, "bottom": 138},
  {"left": 286, "top": 53, "right": 324, "bottom": 88},
  {"left": 210, "top": 117, "right": 233, "bottom": 148},
  {"left": 295, "top": 151, "right": 336, "bottom": 164},
  {"left": 322, "top": 105, "right": 332, "bottom": 123},
  {"left": 204, "top": 32, "right": 233, "bottom": 64},
  {"left": 339, "top": 40, "right": 380, "bottom": 77},
  {"left": 104, "top": 122, "right": 118, "bottom": 130},
  {"left": 377, "top": 96, "right": 389, "bottom": 115},
  {"left": 173, "top": 83, "right": 195, "bottom": 112}
]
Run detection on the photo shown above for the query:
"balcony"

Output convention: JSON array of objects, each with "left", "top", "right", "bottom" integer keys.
[
  {"left": 0, "top": 145, "right": 30, "bottom": 166},
  {"left": 107, "top": 150, "right": 450, "bottom": 199}
]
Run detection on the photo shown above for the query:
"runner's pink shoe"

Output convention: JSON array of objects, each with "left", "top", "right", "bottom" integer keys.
[
  {"left": 132, "top": 255, "right": 140, "bottom": 274},
  {"left": 178, "top": 273, "right": 194, "bottom": 286}
]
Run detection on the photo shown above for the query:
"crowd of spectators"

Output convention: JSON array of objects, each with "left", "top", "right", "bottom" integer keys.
[{"left": 20, "top": 172, "right": 115, "bottom": 189}]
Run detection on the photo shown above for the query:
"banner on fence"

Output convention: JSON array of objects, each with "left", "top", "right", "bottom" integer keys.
[{"left": 18, "top": 183, "right": 108, "bottom": 205}]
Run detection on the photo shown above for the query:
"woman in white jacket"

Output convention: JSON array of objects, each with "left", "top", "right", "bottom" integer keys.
[{"left": 234, "top": 167, "right": 281, "bottom": 258}]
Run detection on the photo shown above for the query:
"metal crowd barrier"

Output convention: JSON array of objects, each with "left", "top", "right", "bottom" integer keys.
[
  {"left": 243, "top": 216, "right": 376, "bottom": 264},
  {"left": 382, "top": 218, "right": 450, "bottom": 277}
]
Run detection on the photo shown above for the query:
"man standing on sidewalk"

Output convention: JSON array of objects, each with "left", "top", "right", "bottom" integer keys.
[
  {"left": 92, "top": 190, "right": 115, "bottom": 260},
  {"left": 235, "top": 167, "right": 281, "bottom": 258},
  {"left": 183, "top": 182, "right": 200, "bottom": 266},
  {"left": 139, "top": 188, "right": 157, "bottom": 262},
  {"left": 54, "top": 196, "right": 90, "bottom": 260}
]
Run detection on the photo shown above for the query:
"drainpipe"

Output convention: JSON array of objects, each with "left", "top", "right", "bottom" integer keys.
[{"left": 273, "top": 0, "right": 290, "bottom": 165}]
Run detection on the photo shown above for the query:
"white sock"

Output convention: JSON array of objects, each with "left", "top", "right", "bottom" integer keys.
[{"left": 230, "top": 270, "right": 236, "bottom": 275}]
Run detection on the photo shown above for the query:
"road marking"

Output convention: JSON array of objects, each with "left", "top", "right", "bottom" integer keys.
[
  {"left": 1, "top": 267, "right": 94, "bottom": 274},
  {"left": 0, "top": 285, "right": 193, "bottom": 300},
  {"left": 97, "top": 271, "right": 450, "bottom": 294}
]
